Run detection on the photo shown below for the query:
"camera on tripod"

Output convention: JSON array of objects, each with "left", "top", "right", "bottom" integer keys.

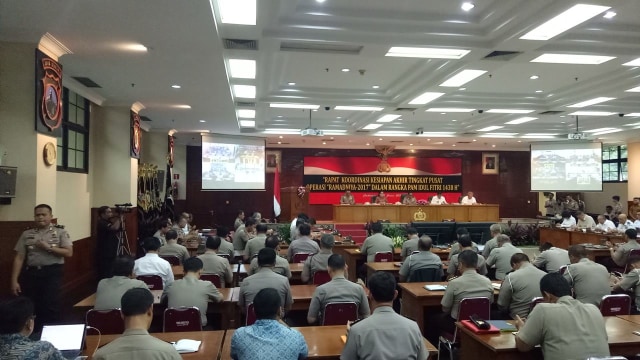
[{"left": 114, "top": 203, "right": 133, "bottom": 213}]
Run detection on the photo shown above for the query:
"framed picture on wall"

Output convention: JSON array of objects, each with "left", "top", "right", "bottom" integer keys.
[
  {"left": 482, "top": 153, "right": 499, "bottom": 175},
  {"left": 266, "top": 150, "right": 281, "bottom": 173}
]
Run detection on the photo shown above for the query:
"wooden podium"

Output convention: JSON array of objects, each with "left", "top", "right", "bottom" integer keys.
[{"left": 332, "top": 204, "right": 499, "bottom": 223}]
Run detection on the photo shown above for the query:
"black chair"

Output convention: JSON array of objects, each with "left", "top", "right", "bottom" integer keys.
[{"left": 408, "top": 267, "right": 442, "bottom": 282}]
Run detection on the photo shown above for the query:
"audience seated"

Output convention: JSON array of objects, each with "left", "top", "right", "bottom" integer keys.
[
  {"left": 449, "top": 227, "right": 478, "bottom": 260},
  {"left": 248, "top": 235, "right": 291, "bottom": 278},
  {"left": 233, "top": 218, "right": 256, "bottom": 251},
  {"left": 0, "top": 297, "right": 65, "bottom": 360},
  {"left": 287, "top": 223, "right": 320, "bottom": 262},
  {"left": 400, "top": 227, "right": 420, "bottom": 261},
  {"left": 95, "top": 255, "right": 148, "bottom": 310},
  {"left": 231, "top": 288, "right": 307, "bottom": 359},
  {"left": 481, "top": 223, "right": 504, "bottom": 258},
  {"left": 533, "top": 242, "right": 570, "bottom": 273},
  {"left": 162, "top": 257, "right": 223, "bottom": 327},
  {"left": 563, "top": 245, "right": 610, "bottom": 306},
  {"left": 215, "top": 227, "right": 235, "bottom": 260},
  {"left": 301, "top": 234, "right": 335, "bottom": 283},
  {"left": 134, "top": 237, "right": 174, "bottom": 289},
  {"left": 399, "top": 235, "right": 443, "bottom": 282},
  {"left": 197, "top": 236, "right": 234, "bottom": 287},
  {"left": 612, "top": 255, "right": 640, "bottom": 314},
  {"left": 233, "top": 210, "right": 245, "bottom": 231},
  {"left": 307, "top": 254, "right": 370, "bottom": 324},
  {"left": 239, "top": 248, "right": 293, "bottom": 313},
  {"left": 447, "top": 235, "right": 487, "bottom": 279},
  {"left": 515, "top": 273, "right": 610, "bottom": 359},
  {"left": 341, "top": 272, "right": 427, "bottom": 359},
  {"left": 497, "top": 253, "right": 546, "bottom": 319},
  {"left": 152, "top": 220, "right": 171, "bottom": 247},
  {"left": 93, "top": 288, "right": 181, "bottom": 360},
  {"left": 607, "top": 228, "right": 640, "bottom": 267},
  {"left": 486, "top": 234, "right": 523, "bottom": 280},
  {"left": 360, "top": 221, "right": 394, "bottom": 263},
  {"left": 158, "top": 230, "right": 189, "bottom": 264},
  {"left": 595, "top": 214, "right": 616, "bottom": 232},
  {"left": 243, "top": 223, "right": 268, "bottom": 262}
]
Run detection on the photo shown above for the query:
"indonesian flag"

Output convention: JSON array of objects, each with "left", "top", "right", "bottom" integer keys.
[{"left": 273, "top": 165, "right": 281, "bottom": 217}]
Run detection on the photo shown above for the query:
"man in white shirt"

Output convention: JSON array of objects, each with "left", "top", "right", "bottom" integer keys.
[
  {"left": 634, "top": 211, "right": 640, "bottom": 229},
  {"left": 595, "top": 215, "right": 616, "bottom": 232},
  {"left": 460, "top": 191, "right": 477, "bottom": 205},
  {"left": 290, "top": 213, "right": 309, "bottom": 240},
  {"left": 430, "top": 191, "right": 447, "bottom": 205},
  {"left": 575, "top": 211, "right": 596, "bottom": 230},
  {"left": 617, "top": 213, "right": 635, "bottom": 233},
  {"left": 558, "top": 211, "right": 576, "bottom": 228},
  {"left": 134, "top": 237, "right": 174, "bottom": 289}
]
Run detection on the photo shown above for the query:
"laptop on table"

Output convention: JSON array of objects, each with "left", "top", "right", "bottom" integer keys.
[{"left": 40, "top": 324, "right": 86, "bottom": 359}]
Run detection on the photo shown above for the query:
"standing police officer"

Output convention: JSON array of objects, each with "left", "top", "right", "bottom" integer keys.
[{"left": 10, "top": 204, "right": 73, "bottom": 331}]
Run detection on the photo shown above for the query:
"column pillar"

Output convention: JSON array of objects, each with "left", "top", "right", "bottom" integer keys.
[{"left": 627, "top": 142, "right": 640, "bottom": 199}]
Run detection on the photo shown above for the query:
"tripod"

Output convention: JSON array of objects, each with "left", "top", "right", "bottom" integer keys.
[{"left": 116, "top": 213, "right": 131, "bottom": 256}]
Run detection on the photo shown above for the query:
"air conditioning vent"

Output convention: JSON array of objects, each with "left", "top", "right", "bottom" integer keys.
[
  {"left": 280, "top": 41, "right": 362, "bottom": 55},
  {"left": 457, "top": 141, "right": 472, "bottom": 144},
  {"left": 72, "top": 76, "right": 102, "bottom": 88},
  {"left": 236, "top": 101, "right": 256, "bottom": 107},
  {"left": 483, "top": 50, "right": 522, "bottom": 61},
  {"left": 394, "top": 107, "right": 418, "bottom": 112},
  {"left": 356, "top": 130, "right": 370, "bottom": 133},
  {"left": 538, "top": 110, "right": 564, "bottom": 115},
  {"left": 223, "top": 39, "right": 258, "bottom": 50},
  {"left": 390, "top": 140, "right": 404, "bottom": 143},
  {"left": 462, "top": 131, "right": 478, "bottom": 135},
  {"left": 140, "top": 116, "right": 153, "bottom": 122}
]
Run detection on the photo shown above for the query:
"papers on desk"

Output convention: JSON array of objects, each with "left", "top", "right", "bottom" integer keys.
[
  {"left": 424, "top": 284, "right": 447, "bottom": 291},
  {"left": 491, "top": 283, "right": 502, "bottom": 290},
  {"left": 172, "top": 339, "right": 201, "bottom": 353},
  {"left": 487, "top": 320, "right": 517, "bottom": 332},
  {"left": 393, "top": 262, "right": 402, "bottom": 267}
]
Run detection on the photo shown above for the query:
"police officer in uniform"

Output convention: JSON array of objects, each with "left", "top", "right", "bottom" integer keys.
[{"left": 10, "top": 204, "right": 73, "bottom": 331}]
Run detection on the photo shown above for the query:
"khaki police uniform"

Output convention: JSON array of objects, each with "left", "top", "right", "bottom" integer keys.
[
  {"left": 158, "top": 242, "right": 190, "bottom": 264},
  {"left": 563, "top": 258, "right": 611, "bottom": 306},
  {"left": 441, "top": 269, "right": 494, "bottom": 319},
  {"left": 243, "top": 234, "right": 267, "bottom": 260},
  {"left": 162, "top": 274, "right": 223, "bottom": 326},
  {"left": 14, "top": 225, "right": 72, "bottom": 327},
  {"left": 95, "top": 276, "right": 148, "bottom": 310},
  {"left": 197, "top": 253, "right": 234, "bottom": 286},
  {"left": 341, "top": 306, "right": 427, "bottom": 360},
  {"left": 448, "top": 253, "right": 487, "bottom": 277},
  {"left": 482, "top": 236, "right": 498, "bottom": 258},
  {"left": 301, "top": 249, "right": 333, "bottom": 283},
  {"left": 93, "top": 329, "right": 182, "bottom": 360},
  {"left": 616, "top": 269, "right": 640, "bottom": 312},
  {"left": 234, "top": 217, "right": 243, "bottom": 231},
  {"left": 249, "top": 255, "right": 291, "bottom": 278},
  {"left": 218, "top": 238, "right": 235, "bottom": 260},
  {"left": 360, "top": 233, "right": 394, "bottom": 262},
  {"left": 629, "top": 204, "right": 640, "bottom": 221},
  {"left": 532, "top": 247, "right": 570, "bottom": 273},
  {"left": 401, "top": 236, "right": 419, "bottom": 260},
  {"left": 308, "top": 275, "right": 370, "bottom": 323},
  {"left": 612, "top": 239, "right": 640, "bottom": 267},
  {"left": 577, "top": 215, "right": 597, "bottom": 229},
  {"left": 486, "top": 243, "right": 523, "bottom": 280},
  {"left": 449, "top": 241, "right": 479, "bottom": 260},
  {"left": 517, "top": 296, "right": 610, "bottom": 360},
  {"left": 340, "top": 195, "right": 355, "bottom": 205},
  {"left": 400, "top": 251, "right": 443, "bottom": 280},
  {"left": 287, "top": 236, "right": 320, "bottom": 262},
  {"left": 497, "top": 263, "right": 546, "bottom": 318},
  {"left": 239, "top": 267, "right": 293, "bottom": 310},
  {"left": 233, "top": 225, "right": 252, "bottom": 250}
]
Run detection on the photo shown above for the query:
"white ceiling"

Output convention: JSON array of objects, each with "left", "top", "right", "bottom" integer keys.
[{"left": 2, "top": 0, "right": 640, "bottom": 150}]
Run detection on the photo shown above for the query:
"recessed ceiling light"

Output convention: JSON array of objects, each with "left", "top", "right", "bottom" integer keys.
[
  {"left": 568, "top": 111, "right": 616, "bottom": 116},
  {"left": 232, "top": 84, "right": 256, "bottom": 98},
  {"left": 591, "top": 129, "right": 622, "bottom": 136},
  {"left": 486, "top": 109, "right": 535, "bottom": 114},
  {"left": 623, "top": 58, "right": 640, "bottom": 66},
  {"left": 459, "top": 88, "right": 467, "bottom": 91},
  {"left": 372, "top": 85, "right": 380, "bottom": 89},
  {"left": 385, "top": 47, "right": 470, "bottom": 59},
  {"left": 322, "top": 141, "right": 327, "bottom": 145},
  {"left": 199, "top": 120, "right": 206, "bottom": 123},
  {"left": 478, "top": 126, "right": 504, "bottom": 132},
  {"left": 452, "top": 119, "right": 457, "bottom": 122},
  {"left": 409, "top": 143, "right": 414, "bottom": 146},
  {"left": 408, "top": 92, "right": 445, "bottom": 105},
  {"left": 173, "top": 105, "right": 191, "bottom": 109},
  {"left": 472, "top": 139, "right": 477, "bottom": 142},
  {"left": 322, "top": 130, "right": 348, "bottom": 135},
  {"left": 517, "top": 140, "right": 522, "bottom": 143},
  {"left": 375, "top": 131, "right": 411, "bottom": 136},
  {"left": 452, "top": 144, "right": 457, "bottom": 147},
  {"left": 334, "top": 106, "right": 384, "bottom": 111},
  {"left": 171, "top": 84, "right": 181, "bottom": 89},
  {"left": 341, "top": 68, "right": 350, "bottom": 72},
  {"left": 625, "top": 113, "right": 640, "bottom": 117},
  {"left": 239, "top": 120, "right": 255, "bottom": 127},
  {"left": 626, "top": 86, "right": 640, "bottom": 92},
  {"left": 277, "top": 141, "right": 282, "bottom": 144},
  {"left": 316, "top": 0, "right": 326, "bottom": 3},
  {"left": 440, "top": 69, "right": 487, "bottom": 87},
  {"left": 480, "top": 133, "right": 518, "bottom": 138},
  {"left": 492, "top": 144, "right": 496, "bottom": 148},
  {"left": 228, "top": 59, "right": 256, "bottom": 79},
  {"left": 529, "top": 75, "right": 539, "bottom": 80},
  {"left": 237, "top": 109, "right": 256, "bottom": 118},
  {"left": 378, "top": 138, "right": 383, "bottom": 140},
  {"left": 312, "top": 109, "right": 318, "bottom": 112},
  {"left": 287, "top": 82, "right": 296, "bottom": 86},
  {"left": 330, "top": 137, "right": 334, "bottom": 140},
  {"left": 119, "top": 43, "right": 148, "bottom": 52},
  {"left": 426, "top": 108, "right": 475, "bottom": 113},
  {"left": 531, "top": 53, "right": 615, "bottom": 65},
  {"left": 270, "top": 103, "right": 320, "bottom": 109},
  {"left": 520, "top": 4, "right": 610, "bottom": 41},
  {"left": 567, "top": 97, "right": 615, "bottom": 108},
  {"left": 264, "top": 129, "right": 299, "bottom": 134},
  {"left": 535, "top": 90, "right": 543, "bottom": 93},
  {"left": 505, "top": 117, "right": 538, "bottom": 125},
  {"left": 217, "top": 0, "right": 256, "bottom": 25},
  {"left": 337, "top": 116, "right": 342, "bottom": 119},
  {"left": 363, "top": 124, "right": 382, "bottom": 130},
  {"left": 418, "top": 132, "right": 455, "bottom": 137},
  {"left": 376, "top": 114, "right": 402, "bottom": 123},
  {"left": 603, "top": 11, "right": 616, "bottom": 19},
  {"left": 277, "top": 115, "right": 283, "bottom": 118},
  {"left": 366, "top": 143, "right": 370, "bottom": 146},
  {"left": 278, "top": 135, "right": 283, "bottom": 139},
  {"left": 461, "top": 2, "right": 475, "bottom": 11}
]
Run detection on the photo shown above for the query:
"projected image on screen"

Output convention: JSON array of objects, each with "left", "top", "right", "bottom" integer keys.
[
  {"left": 202, "top": 135, "right": 265, "bottom": 190},
  {"left": 530, "top": 142, "right": 602, "bottom": 192}
]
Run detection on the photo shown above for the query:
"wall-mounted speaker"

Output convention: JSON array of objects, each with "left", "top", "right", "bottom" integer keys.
[{"left": 0, "top": 166, "right": 18, "bottom": 198}]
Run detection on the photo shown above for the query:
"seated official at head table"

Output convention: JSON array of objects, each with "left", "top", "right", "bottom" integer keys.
[
  {"left": 459, "top": 191, "right": 477, "bottom": 205},
  {"left": 595, "top": 214, "right": 616, "bottom": 232},
  {"left": 0, "top": 297, "right": 66, "bottom": 360},
  {"left": 375, "top": 191, "right": 388, "bottom": 205},
  {"left": 430, "top": 191, "right": 447, "bottom": 205},
  {"left": 340, "top": 190, "right": 355, "bottom": 205},
  {"left": 556, "top": 210, "right": 576, "bottom": 228},
  {"left": 402, "top": 192, "right": 417, "bottom": 205},
  {"left": 574, "top": 211, "right": 596, "bottom": 230}
]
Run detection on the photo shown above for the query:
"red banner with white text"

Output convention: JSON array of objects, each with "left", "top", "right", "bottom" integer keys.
[{"left": 304, "top": 157, "right": 462, "bottom": 204}]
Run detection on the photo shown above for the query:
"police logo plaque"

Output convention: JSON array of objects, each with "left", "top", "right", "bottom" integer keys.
[{"left": 35, "top": 50, "right": 63, "bottom": 136}]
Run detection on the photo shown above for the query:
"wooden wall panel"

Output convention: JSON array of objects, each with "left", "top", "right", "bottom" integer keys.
[{"left": 186, "top": 147, "right": 538, "bottom": 229}]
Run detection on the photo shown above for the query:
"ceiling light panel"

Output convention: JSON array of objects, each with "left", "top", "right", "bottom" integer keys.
[
  {"left": 623, "top": 58, "right": 640, "bottom": 66},
  {"left": 567, "top": 97, "right": 615, "bottom": 108},
  {"left": 385, "top": 47, "right": 470, "bottom": 59},
  {"left": 520, "top": 4, "right": 610, "bottom": 41},
  {"left": 269, "top": 103, "right": 320, "bottom": 109},
  {"left": 237, "top": 109, "right": 255, "bottom": 118},
  {"left": 583, "top": 128, "right": 615, "bottom": 133},
  {"left": 408, "top": 92, "right": 445, "bottom": 105},
  {"left": 217, "top": 0, "right": 256, "bottom": 25},
  {"left": 504, "top": 117, "right": 538, "bottom": 125},
  {"left": 376, "top": 114, "right": 402, "bottom": 123},
  {"left": 228, "top": 59, "right": 256, "bottom": 79},
  {"left": 440, "top": 69, "right": 487, "bottom": 87},
  {"left": 232, "top": 85, "right": 256, "bottom": 98},
  {"left": 334, "top": 106, "right": 384, "bottom": 111},
  {"left": 426, "top": 108, "right": 475, "bottom": 113},
  {"left": 591, "top": 129, "right": 622, "bottom": 136},
  {"left": 363, "top": 124, "right": 382, "bottom": 130},
  {"left": 480, "top": 133, "right": 517, "bottom": 138},
  {"left": 568, "top": 111, "right": 616, "bottom": 116},
  {"left": 418, "top": 132, "right": 455, "bottom": 137},
  {"left": 461, "top": 2, "right": 475, "bottom": 11},
  {"left": 374, "top": 131, "right": 412, "bottom": 136},
  {"left": 478, "top": 126, "right": 504, "bottom": 132},
  {"left": 624, "top": 113, "right": 640, "bottom": 117},
  {"left": 530, "top": 53, "right": 615, "bottom": 65},
  {"left": 486, "top": 109, "right": 535, "bottom": 114},
  {"left": 626, "top": 86, "right": 640, "bottom": 92},
  {"left": 239, "top": 120, "right": 255, "bottom": 127},
  {"left": 264, "top": 129, "right": 299, "bottom": 134}
]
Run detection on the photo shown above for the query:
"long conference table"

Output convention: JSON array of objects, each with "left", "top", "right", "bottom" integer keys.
[
  {"left": 333, "top": 204, "right": 500, "bottom": 223},
  {"left": 539, "top": 227, "right": 627, "bottom": 262}
]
